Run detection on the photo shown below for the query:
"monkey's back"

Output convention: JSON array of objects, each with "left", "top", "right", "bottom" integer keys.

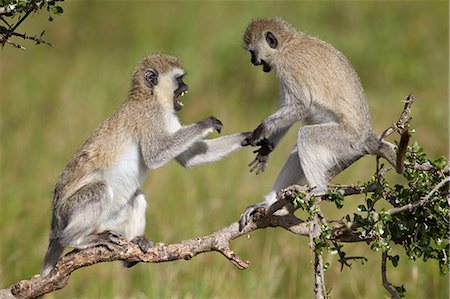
[
  {"left": 283, "top": 33, "right": 372, "bottom": 134},
  {"left": 52, "top": 105, "right": 138, "bottom": 206}
]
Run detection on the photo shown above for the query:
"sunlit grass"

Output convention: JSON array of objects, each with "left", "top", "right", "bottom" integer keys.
[{"left": 1, "top": 1, "right": 448, "bottom": 298}]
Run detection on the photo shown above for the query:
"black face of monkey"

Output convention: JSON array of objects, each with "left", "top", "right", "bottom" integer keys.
[{"left": 173, "top": 74, "right": 188, "bottom": 112}]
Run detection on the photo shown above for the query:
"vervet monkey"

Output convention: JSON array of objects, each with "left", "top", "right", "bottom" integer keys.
[
  {"left": 42, "top": 54, "right": 249, "bottom": 276},
  {"left": 239, "top": 17, "right": 401, "bottom": 229}
]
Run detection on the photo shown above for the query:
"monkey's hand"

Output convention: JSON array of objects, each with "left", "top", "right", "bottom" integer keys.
[
  {"left": 243, "top": 122, "right": 268, "bottom": 146},
  {"left": 248, "top": 139, "right": 274, "bottom": 174},
  {"left": 200, "top": 116, "right": 223, "bottom": 134}
]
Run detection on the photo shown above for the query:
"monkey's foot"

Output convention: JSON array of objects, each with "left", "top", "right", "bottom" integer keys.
[
  {"left": 132, "top": 236, "right": 154, "bottom": 253},
  {"left": 239, "top": 203, "right": 268, "bottom": 231},
  {"left": 95, "top": 231, "right": 126, "bottom": 250},
  {"left": 123, "top": 236, "right": 154, "bottom": 268}
]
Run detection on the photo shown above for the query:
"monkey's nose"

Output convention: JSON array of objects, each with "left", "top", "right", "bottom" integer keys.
[{"left": 250, "top": 51, "right": 261, "bottom": 65}]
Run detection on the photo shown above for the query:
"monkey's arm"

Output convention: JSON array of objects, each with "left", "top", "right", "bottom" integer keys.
[
  {"left": 176, "top": 132, "right": 249, "bottom": 168},
  {"left": 247, "top": 104, "right": 305, "bottom": 146},
  {"left": 141, "top": 118, "right": 222, "bottom": 169},
  {"left": 267, "top": 125, "right": 291, "bottom": 149}
]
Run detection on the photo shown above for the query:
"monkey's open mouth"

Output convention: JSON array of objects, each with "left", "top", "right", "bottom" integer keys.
[
  {"left": 261, "top": 60, "right": 272, "bottom": 72},
  {"left": 252, "top": 58, "right": 272, "bottom": 73},
  {"left": 174, "top": 85, "right": 188, "bottom": 112}
]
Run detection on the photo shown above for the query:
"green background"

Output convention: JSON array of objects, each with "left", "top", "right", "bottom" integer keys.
[{"left": 1, "top": 1, "right": 448, "bottom": 298}]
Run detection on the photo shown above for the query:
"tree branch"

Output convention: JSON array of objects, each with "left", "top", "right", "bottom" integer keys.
[
  {"left": 382, "top": 252, "right": 401, "bottom": 299},
  {"left": 380, "top": 93, "right": 415, "bottom": 139},
  {"left": 386, "top": 176, "right": 449, "bottom": 216}
]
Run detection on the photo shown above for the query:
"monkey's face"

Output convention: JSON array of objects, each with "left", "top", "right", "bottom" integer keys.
[
  {"left": 244, "top": 32, "right": 277, "bottom": 73},
  {"left": 246, "top": 31, "right": 278, "bottom": 73},
  {"left": 148, "top": 68, "right": 188, "bottom": 112},
  {"left": 243, "top": 17, "right": 294, "bottom": 73},
  {"left": 136, "top": 55, "right": 188, "bottom": 112}
]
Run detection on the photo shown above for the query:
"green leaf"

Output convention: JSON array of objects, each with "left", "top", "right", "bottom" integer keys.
[
  {"left": 50, "top": 5, "right": 63, "bottom": 14},
  {"left": 357, "top": 205, "right": 367, "bottom": 212},
  {"left": 390, "top": 255, "right": 400, "bottom": 267}
]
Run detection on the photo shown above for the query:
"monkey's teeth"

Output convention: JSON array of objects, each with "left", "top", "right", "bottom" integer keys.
[
  {"left": 178, "top": 101, "right": 184, "bottom": 107},
  {"left": 181, "top": 91, "right": 185, "bottom": 97}
]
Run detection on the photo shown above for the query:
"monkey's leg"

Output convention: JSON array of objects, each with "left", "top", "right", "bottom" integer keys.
[
  {"left": 297, "top": 123, "right": 365, "bottom": 193},
  {"left": 121, "top": 191, "right": 153, "bottom": 268},
  {"left": 58, "top": 182, "right": 126, "bottom": 249},
  {"left": 95, "top": 189, "right": 152, "bottom": 268},
  {"left": 239, "top": 146, "right": 306, "bottom": 230}
]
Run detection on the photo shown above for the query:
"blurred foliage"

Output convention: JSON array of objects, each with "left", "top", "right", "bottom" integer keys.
[
  {"left": 0, "top": 0, "right": 64, "bottom": 48},
  {"left": 0, "top": 1, "right": 448, "bottom": 298}
]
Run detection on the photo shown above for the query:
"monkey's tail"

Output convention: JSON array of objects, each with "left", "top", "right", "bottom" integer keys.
[
  {"left": 364, "top": 133, "right": 403, "bottom": 174},
  {"left": 41, "top": 238, "right": 64, "bottom": 277}
]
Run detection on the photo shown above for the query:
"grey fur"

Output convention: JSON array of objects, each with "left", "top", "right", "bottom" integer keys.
[
  {"left": 42, "top": 55, "right": 247, "bottom": 278},
  {"left": 239, "top": 18, "right": 400, "bottom": 229}
]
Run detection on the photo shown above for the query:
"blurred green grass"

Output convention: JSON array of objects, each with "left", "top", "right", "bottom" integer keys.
[{"left": 0, "top": 1, "right": 448, "bottom": 298}]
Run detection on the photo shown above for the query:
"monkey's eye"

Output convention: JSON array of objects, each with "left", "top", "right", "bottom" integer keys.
[
  {"left": 144, "top": 69, "right": 158, "bottom": 89},
  {"left": 265, "top": 32, "right": 278, "bottom": 49}
]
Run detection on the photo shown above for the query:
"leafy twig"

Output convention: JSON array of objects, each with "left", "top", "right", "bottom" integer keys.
[{"left": 382, "top": 252, "right": 401, "bottom": 299}]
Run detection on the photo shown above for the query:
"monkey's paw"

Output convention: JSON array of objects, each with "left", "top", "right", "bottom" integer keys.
[
  {"left": 239, "top": 202, "right": 268, "bottom": 231},
  {"left": 202, "top": 116, "right": 223, "bottom": 134},
  {"left": 245, "top": 122, "right": 268, "bottom": 146},
  {"left": 240, "top": 132, "right": 253, "bottom": 146},
  {"left": 248, "top": 139, "right": 274, "bottom": 174}
]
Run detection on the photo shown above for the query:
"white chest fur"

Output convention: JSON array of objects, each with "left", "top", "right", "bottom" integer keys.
[
  {"left": 103, "top": 143, "right": 148, "bottom": 203},
  {"left": 164, "top": 111, "right": 182, "bottom": 134}
]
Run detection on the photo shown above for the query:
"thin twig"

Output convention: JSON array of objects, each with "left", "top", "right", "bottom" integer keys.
[
  {"left": 10, "top": 7, "right": 34, "bottom": 32},
  {"left": 9, "top": 30, "right": 52, "bottom": 46},
  {"left": 382, "top": 252, "right": 400, "bottom": 299},
  {"left": 4, "top": 38, "right": 25, "bottom": 49},
  {"left": 380, "top": 93, "right": 415, "bottom": 139},
  {"left": 387, "top": 176, "right": 449, "bottom": 215}
]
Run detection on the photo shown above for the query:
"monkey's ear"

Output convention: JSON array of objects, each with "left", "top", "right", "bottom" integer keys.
[
  {"left": 265, "top": 32, "right": 278, "bottom": 49},
  {"left": 144, "top": 69, "right": 158, "bottom": 89}
]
